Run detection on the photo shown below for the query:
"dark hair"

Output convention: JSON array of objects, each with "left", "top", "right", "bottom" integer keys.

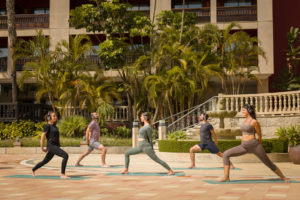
[
  {"left": 201, "top": 113, "right": 209, "bottom": 120},
  {"left": 142, "top": 112, "right": 152, "bottom": 126},
  {"left": 44, "top": 111, "right": 55, "bottom": 122},
  {"left": 243, "top": 104, "right": 256, "bottom": 119}
]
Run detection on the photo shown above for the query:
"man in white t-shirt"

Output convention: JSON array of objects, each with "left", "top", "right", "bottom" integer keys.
[{"left": 75, "top": 112, "right": 109, "bottom": 167}]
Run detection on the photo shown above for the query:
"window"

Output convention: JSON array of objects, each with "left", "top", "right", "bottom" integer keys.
[
  {"left": 174, "top": 2, "right": 203, "bottom": 9},
  {"left": 0, "top": 48, "right": 8, "bottom": 57},
  {"left": 0, "top": 9, "right": 6, "bottom": 15},
  {"left": 224, "top": 0, "right": 253, "bottom": 7},
  {"left": 127, "top": 4, "right": 150, "bottom": 11},
  {"left": 33, "top": 8, "right": 49, "bottom": 14}
]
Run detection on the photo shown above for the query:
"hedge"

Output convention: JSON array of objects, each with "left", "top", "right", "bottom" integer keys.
[{"left": 158, "top": 138, "right": 288, "bottom": 153}]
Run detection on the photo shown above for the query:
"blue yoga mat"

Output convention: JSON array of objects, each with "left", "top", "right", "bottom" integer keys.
[
  {"left": 105, "top": 172, "right": 185, "bottom": 176},
  {"left": 204, "top": 179, "right": 300, "bottom": 184},
  {"left": 173, "top": 167, "right": 242, "bottom": 170},
  {"left": 67, "top": 165, "right": 123, "bottom": 168},
  {"left": 4, "top": 174, "right": 90, "bottom": 180}
]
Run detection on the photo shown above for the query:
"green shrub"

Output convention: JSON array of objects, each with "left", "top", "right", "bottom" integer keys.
[
  {"left": 101, "top": 128, "right": 109, "bottom": 136},
  {"left": 57, "top": 115, "right": 88, "bottom": 137},
  {"left": 158, "top": 139, "right": 288, "bottom": 153},
  {"left": 275, "top": 125, "right": 300, "bottom": 147},
  {"left": 115, "top": 126, "right": 130, "bottom": 138},
  {"left": 0, "top": 120, "right": 36, "bottom": 140},
  {"left": 167, "top": 130, "right": 187, "bottom": 141}
]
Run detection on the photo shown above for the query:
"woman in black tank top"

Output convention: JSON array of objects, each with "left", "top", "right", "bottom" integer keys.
[{"left": 32, "top": 111, "right": 69, "bottom": 179}]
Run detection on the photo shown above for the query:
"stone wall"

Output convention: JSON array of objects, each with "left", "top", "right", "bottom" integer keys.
[{"left": 208, "top": 114, "right": 300, "bottom": 138}]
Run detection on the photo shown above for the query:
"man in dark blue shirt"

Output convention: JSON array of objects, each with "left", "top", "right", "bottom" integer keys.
[{"left": 188, "top": 113, "right": 234, "bottom": 168}]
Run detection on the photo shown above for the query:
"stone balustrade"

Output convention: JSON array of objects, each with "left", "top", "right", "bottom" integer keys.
[{"left": 219, "top": 90, "right": 300, "bottom": 115}]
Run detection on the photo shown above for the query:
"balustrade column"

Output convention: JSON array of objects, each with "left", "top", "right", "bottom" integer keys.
[
  {"left": 274, "top": 95, "right": 278, "bottom": 112},
  {"left": 283, "top": 95, "right": 287, "bottom": 112},
  {"left": 297, "top": 94, "right": 300, "bottom": 111},
  {"left": 288, "top": 94, "right": 292, "bottom": 111},
  {"left": 230, "top": 97, "right": 234, "bottom": 111}
]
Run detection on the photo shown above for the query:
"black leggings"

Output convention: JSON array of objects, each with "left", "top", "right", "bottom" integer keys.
[{"left": 32, "top": 144, "right": 69, "bottom": 174}]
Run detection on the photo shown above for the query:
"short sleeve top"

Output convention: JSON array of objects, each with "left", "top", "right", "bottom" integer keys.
[
  {"left": 43, "top": 124, "right": 60, "bottom": 146},
  {"left": 88, "top": 120, "right": 100, "bottom": 142}
]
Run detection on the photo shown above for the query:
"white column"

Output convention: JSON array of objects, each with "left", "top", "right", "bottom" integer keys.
[
  {"left": 257, "top": 0, "right": 273, "bottom": 88},
  {"left": 150, "top": 0, "right": 171, "bottom": 22},
  {"left": 158, "top": 120, "right": 167, "bottom": 140},
  {"left": 132, "top": 122, "right": 139, "bottom": 147},
  {"left": 210, "top": 0, "right": 217, "bottom": 24},
  {"left": 49, "top": 0, "right": 70, "bottom": 50}
]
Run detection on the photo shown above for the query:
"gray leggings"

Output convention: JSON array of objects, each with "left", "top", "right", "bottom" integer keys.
[
  {"left": 223, "top": 139, "right": 277, "bottom": 171},
  {"left": 125, "top": 141, "right": 171, "bottom": 170}
]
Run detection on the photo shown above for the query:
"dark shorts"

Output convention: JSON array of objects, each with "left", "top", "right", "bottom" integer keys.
[{"left": 198, "top": 142, "right": 220, "bottom": 154}]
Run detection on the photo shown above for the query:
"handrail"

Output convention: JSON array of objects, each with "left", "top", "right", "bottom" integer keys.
[
  {"left": 153, "top": 96, "right": 217, "bottom": 126},
  {"left": 167, "top": 96, "right": 218, "bottom": 129}
]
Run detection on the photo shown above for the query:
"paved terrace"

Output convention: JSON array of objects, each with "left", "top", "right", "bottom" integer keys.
[{"left": 0, "top": 153, "right": 300, "bottom": 200}]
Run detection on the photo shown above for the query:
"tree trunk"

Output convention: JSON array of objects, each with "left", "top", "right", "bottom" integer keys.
[
  {"left": 6, "top": 0, "right": 17, "bottom": 103},
  {"left": 126, "top": 92, "right": 133, "bottom": 129},
  {"left": 179, "top": 0, "right": 185, "bottom": 43}
]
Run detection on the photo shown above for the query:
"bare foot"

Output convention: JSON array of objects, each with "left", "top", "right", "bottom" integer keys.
[
  {"left": 218, "top": 177, "right": 230, "bottom": 182},
  {"left": 75, "top": 163, "right": 83, "bottom": 167},
  {"left": 120, "top": 168, "right": 129, "bottom": 174},
  {"left": 32, "top": 170, "right": 35, "bottom": 177},
  {"left": 167, "top": 170, "right": 175, "bottom": 176},
  {"left": 60, "top": 174, "right": 70, "bottom": 179},
  {"left": 101, "top": 164, "right": 110, "bottom": 168},
  {"left": 283, "top": 178, "right": 290, "bottom": 183},
  {"left": 188, "top": 165, "right": 195, "bottom": 169}
]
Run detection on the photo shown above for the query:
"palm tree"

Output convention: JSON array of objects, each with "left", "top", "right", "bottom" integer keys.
[
  {"left": 6, "top": 0, "right": 17, "bottom": 103},
  {"left": 17, "top": 30, "right": 59, "bottom": 111}
]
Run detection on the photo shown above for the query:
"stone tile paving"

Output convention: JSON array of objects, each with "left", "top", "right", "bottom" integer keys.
[{"left": 0, "top": 154, "right": 299, "bottom": 200}]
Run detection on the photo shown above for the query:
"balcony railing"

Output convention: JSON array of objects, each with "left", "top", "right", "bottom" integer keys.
[
  {"left": 0, "top": 57, "right": 7, "bottom": 72},
  {"left": 0, "top": 103, "right": 52, "bottom": 122},
  {"left": 173, "top": 7, "right": 211, "bottom": 23},
  {"left": 0, "top": 14, "right": 49, "bottom": 29},
  {"left": 217, "top": 5, "right": 257, "bottom": 22}
]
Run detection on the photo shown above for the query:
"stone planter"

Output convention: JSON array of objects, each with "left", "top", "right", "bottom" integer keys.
[
  {"left": 215, "top": 128, "right": 242, "bottom": 139},
  {"left": 289, "top": 145, "right": 300, "bottom": 164}
]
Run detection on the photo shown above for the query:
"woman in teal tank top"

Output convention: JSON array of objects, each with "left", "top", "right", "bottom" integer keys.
[{"left": 121, "top": 112, "right": 174, "bottom": 175}]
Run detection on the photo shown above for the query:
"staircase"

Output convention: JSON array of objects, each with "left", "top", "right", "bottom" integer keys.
[{"left": 154, "top": 90, "right": 300, "bottom": 140}]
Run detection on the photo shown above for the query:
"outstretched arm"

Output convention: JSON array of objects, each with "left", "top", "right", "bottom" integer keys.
[
  {"left": 40, "top": 132, "right": 47, "bottom": 153},
  {"left": 211, "top": 129, "right": 218, "bottom": 146},
  {"left": 253, "top": 120, "right": 262, "bottom": 143}
]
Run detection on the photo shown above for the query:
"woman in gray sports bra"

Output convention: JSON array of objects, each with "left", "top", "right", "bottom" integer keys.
[{"left": 219, "top": 104, "right": 289, "bottom": 182}]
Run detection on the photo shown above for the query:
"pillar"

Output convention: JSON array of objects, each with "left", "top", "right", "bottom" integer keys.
[
  {"left": 150, "top": 0, "right": 171, "bottom": 23},
  {"left": 158, "top": 120, "right": 167, "bottom": 140},
  {"left": 210, "top": 0, "right": 217, "bottom": 24},
  {"left": 49, "top": 0, "right": 70, "bottom": 50},
  {"left": 132, "top": 121, "right": 139, "bottom": 147}
]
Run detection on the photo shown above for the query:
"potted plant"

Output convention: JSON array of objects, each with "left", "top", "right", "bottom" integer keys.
[{"left": 275, "top": 125, "right": 300, "bottom": 164}]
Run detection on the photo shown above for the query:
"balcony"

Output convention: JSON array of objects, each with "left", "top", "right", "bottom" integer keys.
[
  {"left": 0, "top": 14, "right": 49, "bottom": 29},
  {"left": 217, "top": 5, "right": 257, "bottom": 22},
  {"left": 172, "top": 7, "right": 211, "bottom": 23},
  {"left": 0, "top": 57, "right": 7, "bottom": 72}
]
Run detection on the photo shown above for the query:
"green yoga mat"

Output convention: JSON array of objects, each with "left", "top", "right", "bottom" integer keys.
[
  {"left": 67, "top": 165, "right": 123, "bottom": 168},
  {"left": 173, "top": 167, "right": 242, "bottom": 170},
  {"left": 204, "top": 179, "right": 300, "bottom": 184},
  {"left": 105, "top": 172, "right": 185, "bottom": 176},
  {"left": 4, "top": 174, "right": 90, "bottom": 180}
]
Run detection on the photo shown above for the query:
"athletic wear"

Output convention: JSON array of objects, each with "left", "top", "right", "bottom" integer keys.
[
  {"left": 198, "top": 142, "right": 220, "bottom": 154},
  {"left": 124, "top": 125, "right": 171, "bottom": 170},
  {"left": 43, "top": 124, "right": 60, "bottom": 146},
  {"left": 125, "top": 141, "right": 171, "bottom": 170},
  {"left": 88, "top": 120, "right": 100, "bottom": 142},
  {"left": 241, "top": 119, "right": 256, "bottom": 135},
  {"left": 32, "top": 123, "right": 69, "bottom": 174},
  {"left": 223, "top": 139, "right": 276, "bottom": 171},
  {"left": 138, "top": 124, "right": 153, "bottom": 149},
  {"left": 88, "top": 141, "right": 102, "bottom": 151},
  {"left": 200, "top": 122, "right": 214, "bottom": 144},
  {"left": 32, "top": 144, "right": 69, "bottom": 174}
]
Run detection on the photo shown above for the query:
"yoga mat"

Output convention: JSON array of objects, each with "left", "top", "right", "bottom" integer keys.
[
  {"left": 67, "top": 165, "right": 123, "bottom": 168},
  {"left": 4, "top": 174, "right": 90, "bottom": 180},
  {"left": 204, "top": 179, "right": 300, "bottom": 184},
  {"left": 105, "top": 172, "right": 185, "bottom": 176},
  {"left": 173, "top": 167, "right": 242, "bottom": 170}
]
